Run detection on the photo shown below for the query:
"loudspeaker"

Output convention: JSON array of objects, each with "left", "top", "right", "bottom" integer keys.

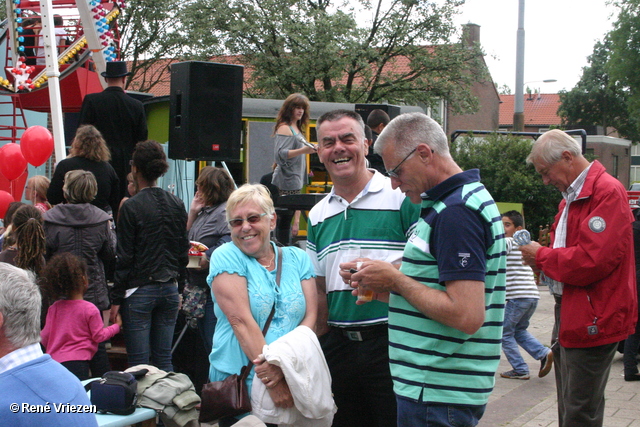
[
  {"left": 355, "top": 104, "right": 401, "bottom": 125},
  {"left": 169, "top": 61, "right": 244, "bottom": 161}
]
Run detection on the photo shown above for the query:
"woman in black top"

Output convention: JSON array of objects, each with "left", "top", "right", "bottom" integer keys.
[
  {"left": 111, "top": 141, "right": 189, "bottom": 371},
  {"left": 47, "top": 125, "right": 120, "bottom": 215}
]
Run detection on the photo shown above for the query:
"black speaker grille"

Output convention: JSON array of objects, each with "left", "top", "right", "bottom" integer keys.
[{"left": 169, "top": 61, "right": 244, "bottom": 161}]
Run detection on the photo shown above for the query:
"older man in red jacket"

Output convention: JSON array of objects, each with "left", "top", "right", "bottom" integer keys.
[{"left": 521, "top": 129, "right": 637, "bottom": 427}]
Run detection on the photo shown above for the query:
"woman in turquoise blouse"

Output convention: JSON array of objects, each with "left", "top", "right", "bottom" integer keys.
[{"left": 206, "top": 184, "right": 317, "bottom": 427}]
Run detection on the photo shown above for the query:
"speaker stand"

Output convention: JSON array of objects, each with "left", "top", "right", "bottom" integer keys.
[{"left": 212, "top": 161, "right": 238, "bottom": 190}]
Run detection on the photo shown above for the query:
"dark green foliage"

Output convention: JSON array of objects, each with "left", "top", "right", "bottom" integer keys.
[
  {"left": 451, "top": 133, "right": 562, "bottom": 235},
  {"left": 559, "top": 1, "right": 640, "bottom": 143},
  {"left": 157, "top": 0, "right": 487, "bottom": 114},
  {"left": 558, "top": 40, "right": 640, "bottom": 142},
  {"left": 608, "top": 0, "right": 640, "bottom": 137}
]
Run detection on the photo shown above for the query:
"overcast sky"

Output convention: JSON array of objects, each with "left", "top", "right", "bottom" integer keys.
[{"left": 453, "top": 0, "right": 618, "bottom": 94}]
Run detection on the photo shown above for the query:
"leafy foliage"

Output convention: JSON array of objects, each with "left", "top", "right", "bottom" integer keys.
[
  {"left": 117, "top": 0, "right": 199, "bottom": 93},
  {"left": 180, "top": 0, "right": 488, "bottom": 113},
  {"left": 608, "top": 0, "right": 640, "bottom": 135},
  {"left": 451, "top": 133, "right": 561, "bottom": 235},
  {"left": 496, "top": 83, "right": 512, "bottom": 95},
  {"left": 559, "top": 0, "right": 640, "bottom": 142},
  {"left": 558, "top": 40, "right": 640, "bottom": 142}
]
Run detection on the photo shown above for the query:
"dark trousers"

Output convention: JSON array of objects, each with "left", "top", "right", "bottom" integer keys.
[
  {"left": 552, "top": 302, "right": 617, "bottom": 427},
  {"left": 623, "top": 314, "right": 640, "bottom": 375},
  {"left": 89, "top": 341, "right": 111, "bottom": 377},
  {"left": 275, "top": 208, "right": 293, "bottom": 246},
  {"left": 320, "top": 327, "right": 397, "bottom": 427},
  {"left": 62, "top": 360, "right": 91, "bottom": 381}
]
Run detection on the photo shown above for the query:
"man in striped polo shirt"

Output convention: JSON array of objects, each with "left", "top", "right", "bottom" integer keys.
[
  {"left": 344, "top": 112, "right": 506, "bottom": 426},
  {"left": 307, "top": 109, "right": 419, "bottom": 426}
]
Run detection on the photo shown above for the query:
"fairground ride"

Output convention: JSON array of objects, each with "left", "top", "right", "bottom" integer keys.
[{"left": 0, "top": 0, "right": 124, "bottom": 198}]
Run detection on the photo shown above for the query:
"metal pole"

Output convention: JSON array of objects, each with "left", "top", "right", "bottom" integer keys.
[
  {"left": 40, "top": 0, "right": 66, "bottom": 163},
  {"left": 513, "top": 0, "right": 525, "bottom": 132}
]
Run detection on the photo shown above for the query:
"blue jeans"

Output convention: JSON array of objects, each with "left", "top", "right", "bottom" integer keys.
[
  {"left": 397, "top": 396, "right": 485, "bottom": 427},
  {"left": 121, "top": 281, "right": 179, "bottom": 371},
  {"left": 502, "top": 298, "right": 548, "bottom": 373}
]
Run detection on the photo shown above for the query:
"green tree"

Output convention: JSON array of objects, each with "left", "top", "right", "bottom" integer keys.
[
  {"left": 496, "top": 83, "right": 511, "bottom": 95},
  {"left": 451, "top": 133, "right": 561, "bottom": 234},
  {"left": 558, "top": 40, "right": 639, "bottom": 142},
  {"left": 117, "top": 0, "right": 199, "bottom": 93},
  {"left": 608, "top": 0, "right": 640, "bottom": 138},
  {"left": 183, "top": 0, "right": 488, "bottom": 114}
]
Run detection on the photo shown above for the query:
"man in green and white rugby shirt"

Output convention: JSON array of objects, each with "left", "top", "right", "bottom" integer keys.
[
  {"left": 343, "top": 112, "right": 506, "bottom": 427},
  {"left": 306, "top": 109, "right": 419, "bottom": 427}
]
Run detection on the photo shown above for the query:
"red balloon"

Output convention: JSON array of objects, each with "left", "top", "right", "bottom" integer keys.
[
  {"left": 20, "top": 126, "right": 54, "bottom": 167},
  {"left": 0, "top": 143, "right": 28, "bottom": 181},
  {"left": 0, "top": 168, "right": 27, "bottom": 201},
  {"left": 0, "top": 190, "right": 14, "bottom": 219}
]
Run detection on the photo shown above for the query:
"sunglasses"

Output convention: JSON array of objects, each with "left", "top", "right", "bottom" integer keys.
[{"left": 228, "top": 213, "right": 268, "bottom": 228}]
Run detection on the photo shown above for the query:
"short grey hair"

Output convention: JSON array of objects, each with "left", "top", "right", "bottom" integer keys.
[
  {"left": 63, "top": 170, "right": 98, "bottom": 204},
  {"left": 226, "top": 184, "right": 275, "bottom": 223},
  {"left": 374, "top": 112, "right": 451, "bottom": 159},
  {"left": 0, "top": 263, "right": 41, "bottom": 349},
  {"left": 527, "top": 129, "right": 583, "bottom": 166},
  {"left": 316, "top": 109, "right": 366, "bottom": 141}
]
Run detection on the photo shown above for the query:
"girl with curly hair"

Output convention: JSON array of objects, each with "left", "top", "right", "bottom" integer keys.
[{"left": 40, "top": 252, "right": 121, "bottom": 380}]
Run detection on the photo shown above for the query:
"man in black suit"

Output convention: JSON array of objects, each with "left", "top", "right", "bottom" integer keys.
[{"left": 79, "top": 61, "right": 148, "bottom": 204}]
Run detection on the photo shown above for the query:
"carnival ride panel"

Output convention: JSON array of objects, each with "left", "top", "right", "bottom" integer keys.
[{"left": 1, "top": 0, "right": 125, "bottom": 112}]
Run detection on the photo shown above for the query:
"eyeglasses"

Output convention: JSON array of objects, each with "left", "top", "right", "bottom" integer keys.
[
  {"left": 386, "top": 148, "right": 417, "bottom": 178},
  {"left": 228, "top": 213, "right": 268, "bottom": 228}
]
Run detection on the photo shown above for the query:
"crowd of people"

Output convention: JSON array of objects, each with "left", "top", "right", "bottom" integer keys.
[{"left": 0, "top": 99, "right": 638, "bottom": 427}]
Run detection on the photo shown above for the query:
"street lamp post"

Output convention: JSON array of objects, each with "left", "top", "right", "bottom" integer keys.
[
  {"left": 512, "top": 0, "right": 557, "bottom": 131},
  {"left": 513, "top": 0, "right": 526, "bottom": 132}
]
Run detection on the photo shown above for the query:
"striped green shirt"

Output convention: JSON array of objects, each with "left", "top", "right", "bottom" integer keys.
[
  {"left": 307, "top": 171, "right": 419, "bottom": 327},
  {"left": 390, "top": 169, "right": 506, "bottom": 406}
]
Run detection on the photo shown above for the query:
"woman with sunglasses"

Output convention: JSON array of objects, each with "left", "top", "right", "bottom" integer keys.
[
  {"left": 206, "top": 184, "right": 317, "bottom": 426},
  {"left": 110, "top": 140, "right": 189, "bottom": 371}
]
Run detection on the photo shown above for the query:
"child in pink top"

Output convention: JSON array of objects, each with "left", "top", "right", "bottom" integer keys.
[{"left": 41, "top": 252, "right": 121, "bottom": 380}]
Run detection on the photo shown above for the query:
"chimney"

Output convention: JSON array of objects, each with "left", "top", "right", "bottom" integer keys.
[{"left": 462, "top": 23, "right": 481, "bottom": 47}]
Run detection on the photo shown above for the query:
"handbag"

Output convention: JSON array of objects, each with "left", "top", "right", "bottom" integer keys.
[
  {"left": 85, "top": 369, "right": 148, "bottom": 415},
  {"left": 199, "top": 247, "right": 283, "bottom": 423},
  {"left": 181, "top": 281, "right": 207, "bottom": 319}
]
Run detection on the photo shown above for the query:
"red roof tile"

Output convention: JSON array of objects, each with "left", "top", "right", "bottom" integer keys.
[
  {"left": 128, "top": 47, "right": 440, "bottom": 98},
  {"left": 127, "top": 55, "right": 247, "bottom": 97},
  {"left": 499, "top": 93, "right": 561, "bottom": 127}
]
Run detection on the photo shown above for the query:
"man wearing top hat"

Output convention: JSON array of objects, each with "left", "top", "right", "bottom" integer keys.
[{"left": 79, "top": 61, "right": 148, "bottom": 207}]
